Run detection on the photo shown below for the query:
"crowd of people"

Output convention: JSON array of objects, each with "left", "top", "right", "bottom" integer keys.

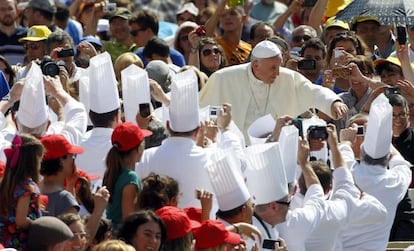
[{"left": 0, "top": 0, "right": 414, "bottom": 250}]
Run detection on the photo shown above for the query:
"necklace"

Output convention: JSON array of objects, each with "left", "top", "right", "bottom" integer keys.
[{"left": 249, "top": 82, "right": 271, "bottom": 116}]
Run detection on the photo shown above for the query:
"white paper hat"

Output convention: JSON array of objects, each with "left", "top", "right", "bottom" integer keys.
[
  {"left": 363, "top": 94, "right": 392, "bottom": 158},
  {"left": 247, "top": 114, "right": 275, "bottom": 145},
  {"left": 206, "top": 151, "right": 250, "bottom": 211},
  {"left": 78, "top": 68, "right": 92, "bottom": 126},
  {"left": 245, "top": 143, "right": 288, "bottom": 205},
  {"left": 251, "top": 40, "right": 281, "bottom": 59},
  {"left": 278, "top": 125, "right": 299, "bottom": 183},
  {"left": 88, "top": 52, "right": 120, "bottom": 114},
  {"left": 18, "top": 63, "right": 48, "bottom": 128},
  {"left": 121, "top": 64, "right": 151, "bottom": 123},
  {"left": 169, "top": 68, "right": 200, "bottom": 132}
]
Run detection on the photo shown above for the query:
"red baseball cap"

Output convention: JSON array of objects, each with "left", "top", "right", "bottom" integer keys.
[
  {"left": 41, "top": 134, "right": 84, "bottom": 160},
  {"left": 183, "top": 206, "right": 202, "bottom": 223},
  {"left": 111, "top": 122, "right": 152, "bottom": 152},
  {"left": 193, "top": 220, "right": 242, "bottom": 249},
  {"left": 156, "top": 206, "right": 201, "bottom": 240}
]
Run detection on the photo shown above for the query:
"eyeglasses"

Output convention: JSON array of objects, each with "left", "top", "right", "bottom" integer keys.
[
  {"left": 180, "top": 35, "right": 189, "bottom": 41},
  {"left": 130, "top": 28, "right": 146, "bottom": 37},
  {"left": 24, "top": 43, "right": 40, "bottom": 50},
  {"left": 276, "top": 199, "right": 291, "bottom": 207},
  {"left": 392, "top": 113, "right": 408, "bottom": 119},
  {"left": 202, "top": 48, "right": 220, "bottom": 56},
  {"left": 292, "top": 35, "right": 312, "bottom": 43},
  {"left": 336, "top": 31, "right": 356, "bottom": 37},
  {"left": 70, "top": 232, "right": 88, "bottom": 240}
]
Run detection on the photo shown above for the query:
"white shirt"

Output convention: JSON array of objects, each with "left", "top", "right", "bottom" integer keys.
[
  {"left": 277, "top": 184, "right": 325, "bottom": 251},
  {"left": 75, "top": 127, "right": 114, "bottom": 188},
  {"left": 339, "top": 144, "right": 411, "bottom": 251},
  {"left": 252, "top": 214, "right": 279, "bottom": 251}
]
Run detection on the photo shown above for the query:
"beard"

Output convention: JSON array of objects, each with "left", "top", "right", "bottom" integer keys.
[{"left": 0, "top": 15, "right": 15, "bottom": 26}]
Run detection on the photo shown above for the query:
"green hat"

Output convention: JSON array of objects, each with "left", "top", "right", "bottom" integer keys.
[{"left": 109, "top": 7, "right": 131, "bottom": 22}]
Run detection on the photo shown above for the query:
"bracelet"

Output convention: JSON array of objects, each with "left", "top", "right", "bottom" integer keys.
[{"left": 190, "top": 47, "right": 198, "bottom": 53}]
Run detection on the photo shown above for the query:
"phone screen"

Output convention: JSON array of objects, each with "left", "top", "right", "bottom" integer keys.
[{"left": 139, "top": 103, "right": 151, "bottom": 117}]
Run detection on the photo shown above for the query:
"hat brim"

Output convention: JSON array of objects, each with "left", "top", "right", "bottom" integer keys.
[
  {"left": 373, "top": 58, "right": 401, "bottom": 68},
  {"left": 142, "top": 129, "right": 153, "bottom": 138},
  {"left": 19, "top": 37, "right": 47, "bottom": 42},
  {"left": 68, "top": 145, "right": 84, "bottom": 155},
  {"left": 223, "top": 231, "right": 242, "bottom": 245},
  {"left": 190, "top": 219, "right": 201, "bottom": 230}
]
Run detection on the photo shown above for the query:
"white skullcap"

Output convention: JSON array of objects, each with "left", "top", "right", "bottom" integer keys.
[
  {"left": 206, "top": 151, "right": 250, "bottom": 211},
  {"left": 121, "top": 64, "right": 151, "bottom": 123},
  {"left": 18, "top": 63, "right": 48, "bottom": 128},
  {"left": 251, "top": 40, "right": 281, "bottom": 59},
  {"left": 363, "top": 94, "right": 392, "bottom": 159},
  {"left": 245, "top": 143, "right": 288, "bottom": 205}
]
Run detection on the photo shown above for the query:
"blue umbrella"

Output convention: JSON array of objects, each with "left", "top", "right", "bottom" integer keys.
[
  {"left": 336, "top": 0, "right": 414, "bottom": 25},
  {"left": 0, "top": 71, "right": 10, "bottom": 100}
]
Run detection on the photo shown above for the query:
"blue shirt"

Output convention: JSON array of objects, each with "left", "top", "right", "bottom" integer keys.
[{"left": 135, "top": 47, "right": 185, "bottom": 67}]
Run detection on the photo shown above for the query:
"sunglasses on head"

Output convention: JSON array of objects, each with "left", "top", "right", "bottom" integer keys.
[
  {"left": 292, "top": 35, "right": 312, "bottom": 43},
  {"left": 24, "top": 43, "right": 40, "bottom": 50},
  {"left": 202, "top": 48, "right": 220, "bottom": 56}
]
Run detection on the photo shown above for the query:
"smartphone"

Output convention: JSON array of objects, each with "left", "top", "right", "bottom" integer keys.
[
  {"left": 139, "top": 103, "right": 151, "bottom": 117},
  {"left": 357, "top": 126, "right": 364, "bottom": 136},
  {"left": 298, "top": 59, "right": 316, "bottom": 70},
  {"left": 302, "top": 0, "right": 317, "bottom": 7},
  {"left": 262, "top": 239, "right": 280, "bottom": 250},
  {"left": 57, "top": 48, "right": 75, "bottom": 58},
  {"left": 397, "top": 26, "right": 407, "bottom": 45},
  {"left": 195, "top": 189, "right": 201, "bottom": 199},
  {"left": 195, "top": 25, "right": 206, "bottom": 36},
  {"left": 334, "top": 47, "right": 345, "bottom": 58},
  {"left": 291, "top": 118, "right": 303, "bottom": 138},
  {"left": 332, "top": 67, "right": 350, "bottom": 79}
]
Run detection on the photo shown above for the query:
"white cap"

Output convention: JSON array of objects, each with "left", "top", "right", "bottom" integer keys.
[
  {"left": 18, "top": 63, "right": 48, "bottom": 128},
  {"left": 176, "top": 2, "right": 199, "bottom": 16},
  {"left": 363, "top": 94, "right": 392, "bottom": 158},
  {"left": 245, "top": 143, "right": 288, "bottom": 205},
  {"left": 251, "top": 40, "right": 281, "bottom": 59},
  {"left": 279, "top": 125, "right": 299, "bottom": 183},
  {"left": 247, "top": 114, "right": 275, "bottom": 145},
  {"left": 121, "top": 64, "right": 151, "bottom": 123},
  {"left": 97, "top": 19, "right": 109, "bottom": 33},
  {"left": 206, "top": 151, "right": 250, "bottom": 211},
  {"left": 169, "top": 68, "right": 200, "bottom": 132},
  {"left": 88, "top": 52, "right": 120, "bottom": 114}
]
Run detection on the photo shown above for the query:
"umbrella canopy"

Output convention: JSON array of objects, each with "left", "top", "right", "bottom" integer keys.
[{"left": 336, "top": 0, "right": 414, "bottom": 25}]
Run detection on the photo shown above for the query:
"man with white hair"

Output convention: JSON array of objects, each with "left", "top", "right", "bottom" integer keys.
[{"left": 200, "top": 40, "right": 348, "bottom": 144}]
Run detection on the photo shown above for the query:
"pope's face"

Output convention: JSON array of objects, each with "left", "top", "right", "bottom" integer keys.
[{"left": 252, "top": 56, "right": 281, "bottom": 84}]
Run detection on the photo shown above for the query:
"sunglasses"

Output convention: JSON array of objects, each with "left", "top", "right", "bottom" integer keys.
[
  {"left": 130, "top": 28, "right": 146, "bottom": 37},
  {"left": 202, "top": 48, "right": 220, "bottom": 56},
  {"left": 292, "top": 35, "right": 312, "bottom": 43},
  {"left": 24, "top": 43, "right": 40, "bottom": 50}
]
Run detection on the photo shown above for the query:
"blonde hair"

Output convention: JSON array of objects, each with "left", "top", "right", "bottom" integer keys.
[
  {"left": 92, "top": 240, "right": 135, "bottom": 251},
  {"left": 114, "top": 52, "right": 144, "bottom": 82}
]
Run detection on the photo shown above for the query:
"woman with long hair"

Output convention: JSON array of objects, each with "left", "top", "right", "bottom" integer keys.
[
  {"left": 0, "top": 134, "right": 44, "bottom": 250},
  {"left": 103, "top": 122, "right": 152, "bottom": 230}
]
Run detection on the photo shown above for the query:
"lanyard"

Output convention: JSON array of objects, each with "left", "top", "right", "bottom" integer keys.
[{"left": 254, "top": 212, "right": 272, "bottom": 239}]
